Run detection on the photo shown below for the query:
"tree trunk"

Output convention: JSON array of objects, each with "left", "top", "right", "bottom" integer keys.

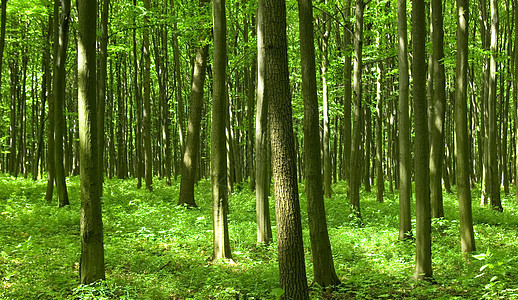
[
  {"left": 515, "top": 0, "right": 518, "bottom": 204},
  {"left": 255, "top": 7, "right": 272, "bottom": 245},
  {"left": 488, "top": 0, "right": 502, "bottom": 211},
  {"left": 364, "top": 105, "right": 371, "bottom": 192},
  {"left": 342, "top": 0, "right": 352, "bottom": 185},
  {"left": 430, "top": 0, "right": 446, "bottom": 218},
  {"left": 261, "top": 0, "right": 309, "bottom": 296},
  {"left": 397, "top": 0, "right": 412, "bottom": 240},
  {"left": 455, "top": 0, "right": 476, "bottom": 253},
  {"left": 143, "top": 0, "right": 152, "bottom": 191},
  {"left": 97, "top": 0, "right": 109, "bottom": 194},
  {"left": 178, "top": 43, "right": 209, "bottom": 207},
  {"left": 78, "top": 0, "right": 105, "bottom": 284},
  {"left": 413, "top": 0, "right": 432, "bottom": 280},
  {"left": 348, "top": 0, "right": 364, "bottom": 221},
  {"left": 297, "top": 0, "right": 340, "bottom": 287},
  {"left": 376, "top": 61, "right": 384, "bottom": 203},
  {"left": 211, "top": 0, "right": 232, "bottom": 261},
  {"left": 53, "top": 0, "right": 71, "bottom": 207}
]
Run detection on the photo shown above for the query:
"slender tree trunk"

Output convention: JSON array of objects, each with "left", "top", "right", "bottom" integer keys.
[
  {"left": 413, "top": 0, "right": 433, "bottom": 280},
  {"left": 515, "top": 0, "right": 518, "bottom": 204},
  {"left": 348, "top": 0, "right": 364, "bottom": 220},
  {"left": 178, "top": 43, "right": 209, "bottom": 207},
  {"left": 342, "top": 0, "right": 352, "bottom": 185},
  {"left": 54, "top": 0, "right": 71, "bottom": 207},
  {"left": 245, "top": 16, "right": 256, "bottom": 190},
  {"left": 143, "top": 0, "right": 152, "bottom": 191},
  {"left": 376, "top": 61, "right": 384, "bottom": 203},
  {"left": 489, "top": 0, "right": 502, "bottom": 211},
  {"left": 97, "top": 0, "right": 109, "bottom": 194},
  {"left": 397, "top": 0, "right": 412, "bottom": 240},
  {"left": 211, "top": 0, "right": 232, "bottom": 260},
  {"left": 364, "top": 105, "right": 371, "bottom": 192},
  {"left": 262, "top": 0, "right": 309, "bottom": 295},
  {"left": 255, "top": 8, "right": 272, "bottom": 244},
  {"left": 78, "top": 0, "right": 105, "bottom": 284},
  {"left": 133, "top": 0, "right": 142, "bottom": 188},
  {"left": 298, "top": 0, "right": 340, "bottom": 287},
  {"left": 455, "top": 0, "right": 476, "bottom": 253},
  {"left": 430, "top": 0, "right": 446, "bottom": 218}
]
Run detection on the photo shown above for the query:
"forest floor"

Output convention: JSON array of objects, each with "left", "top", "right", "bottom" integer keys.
[{"left": 1, "top": 175, "right": 518, "bottom": 299}]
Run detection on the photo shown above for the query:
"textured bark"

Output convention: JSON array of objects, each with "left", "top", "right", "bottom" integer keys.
[
  {"left": 397, "top": 0, "right": 412, "bottom": 240},
  {"left": 488, "top": 0, "right": 502, "bottom": 211},
  {"left": 430, "top": 0, "right": 446, "bottom": 218},
  {"left": 78, "top": 0, "right": 105, "bottom": 284},
  {"left": 455, "top": 0, "right": 476, "bottom": 253},
  {"left": 348, "top": 0, "right": 364, "bottom": 220},
  {"left": 298, "top": 0, "right": 340, "bottom": 287},
  {"left": 262, "top": 0, "right": 309, "bottom": 296},
  {"left": 211, "top": 0, "right": 232, "bottom": 261},
  {"left": 178, "top": 44, "right": 209, "bottom": 207},
  {"left": 255, "top": 2, "right": 272, "bottom": 245},
  {"left": 413, "top": 0, "right": 432, "bottom": 280}
]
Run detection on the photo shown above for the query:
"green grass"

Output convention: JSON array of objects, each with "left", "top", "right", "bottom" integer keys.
[{"left": 1, "top": 174, "right": 518, "bottom": 299}]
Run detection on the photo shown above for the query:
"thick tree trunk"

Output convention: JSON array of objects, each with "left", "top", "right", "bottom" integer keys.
[
  {"left": 97, "top": 0, "right": 109, "bottom": 194},
  {"left": 78, "top": 0, "right": 105, "bottom": 284},
  {"left": 297, "top": 0, "right": 340, "bottom": 287},
  {"left": 178, "top": 43, "right": 209, "bottom": 207},
  {"left": 261, "top": 0, "right": 309, "bottom": 296},
  {"left": 397, "top": 0, "right": 412, "bottom": 240},
  {"left": 455, "top": 0, "right": 476, "bottom": 253},
  {"left": 413, "top": 0, "right": 433, "bottom": 280},
  {"left": 211, "top": 0, "right": 232, "bottom": 261}
]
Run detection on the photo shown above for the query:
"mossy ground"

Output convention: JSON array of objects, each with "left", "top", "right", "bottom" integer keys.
[{"left": 1, "top": 174, "right": 518, "bottom": 299}]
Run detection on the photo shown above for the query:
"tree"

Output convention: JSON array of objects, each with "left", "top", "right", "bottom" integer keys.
[
  {"left": 488, "top": 0, "right": 502, "bottom": 211},
  {"left": 297, "top": 0, "right": 340, "bottom": 288},
  {"left": 54, "top": 0, "right": 71, "bottom": 207},
  {"left": 211, "top": 0, "right": 232, "bottom": 261},
  {"left": 261, "top": 0, "right": 309, "bottom": 295},
  {"left": 455, "top": 0, "right": 476, "bottom": 253},
  {"left": 515, "top": 0, "right": 518, "bottom": 205},
  {"left": 143, "top": 0, "right": 152, "bottom": 191},
  {"left": 178, "top": 42, "right": 209, "bottom": 207},
  {"left": 342, "top": 0, "right": 352, "bottom": 185},
  {"left": 78, "top": 0, "right": 105, "bottom": 284},
  {"left": 412, "top": 0, "right": 432, "bottom": 280},
  {"left": 255, "top": 0, "right": 272, "bottom": 245},
  {"left": 429, "top": 0, "right": 446, "bottom": 218},
  {"left": 348, "top": 0, "right": 364, "bottom": 220}
]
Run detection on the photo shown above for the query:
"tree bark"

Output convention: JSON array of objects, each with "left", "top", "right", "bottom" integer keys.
[
  {"left": 413, "top": 0, "right": 433, "bottom": 280},
  {"left": 97, "top": 0, "right": 109, "bottom": 194},
  {"left": 262, "top": 0, "right": 309, "bottom": 296},
  {"left": 78, "top": 0, "right": 105, "bottom": 284},
  {"left": 397, "top": 0, "right": 412, "bottom": 240},
  {"left": 430, "top": 0, "right": 446, "bottom": 218},
  {"left": 143, "top": 0, "right": 153, "bottom": 191},
  {"left": 298, "top": 0, "right": 340, "bottom": 287},
  {"left": 376, "top": 61, "right": 384, "bottom": 203},
  {"left": 211, "top": 0, "right": 232, "bottom": 261},
  {"left": 342, "top": 0, "right": 352, "bottom": 185},
  {"left": 455, "top": 0, "right": 476, "bottom": 253},
  {"left": 348, "top": 0, "right": 364, "bottom": 220},
  {"left": 178, "top": 43, "right": 209, "bottom": 207}
]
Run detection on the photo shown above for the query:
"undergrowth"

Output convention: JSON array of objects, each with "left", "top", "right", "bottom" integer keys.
[{"left": 1, "top": 174, "right": 518, "bottom": 299}]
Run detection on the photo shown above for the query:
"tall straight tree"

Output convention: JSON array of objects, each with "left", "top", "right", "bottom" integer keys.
[
  {"left": 260, "top": 0, "right": 309, "bottom": 296},
  {"left": 255, "top": 0, "right": 272, "bottom": 245},
  {"left": 211, "top": 0, "right": 232, "bottom": 261},
  {"left": 342, "top": 0, "right": 352, "bottom": 184},
  {"left": 515, "top": 0, "right": 518, "bottom": 204},
  {"left": 143, "top": 0, "right": 152, "bottom": 191},
  {"left": 488, "top": 0, "right": 502, "bottom": 211},
  {"left": 412, "top": 0, "right": 432, "bottom": 280},
  {"left": 97, "top": 0, "right": 109, "bottom": 194},
  {"left": 429, "top": 0, "right": 446, "bottom": 218},
  {"left": 297, "top": 0, "right": 340, "bottom": 288},
  {"left": 78, "top": 0, "right": 105, "bottom": 284},
  {"left": 53, "top": 0, "right": 71, "bottom": 207},
  {"left": 455, "top": 0, "right": 476, "bottom": 253},
  {"left": 178, "top": 42, "right": 209, "bottom": 207},
  {"left": 349, "top": 0, "right": 364, "bottom": 220},
  {"left": 0, "top": 0, "right": 7, "bottom": 126}
]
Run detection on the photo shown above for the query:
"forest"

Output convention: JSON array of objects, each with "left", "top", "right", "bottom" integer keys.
[{"left": 1, "top": 0, "right": 518, "bottom": 298}]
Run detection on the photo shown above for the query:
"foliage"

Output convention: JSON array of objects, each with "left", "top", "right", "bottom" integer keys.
[{"left": 1, "top": 175, "right": 518, "bottom": 299}]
